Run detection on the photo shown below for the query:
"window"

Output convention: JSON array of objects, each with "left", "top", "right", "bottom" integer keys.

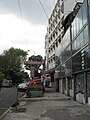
[
  {"left": 53, "top": 44, "right": 55, "bottom": 50},
  {"left": 56, "top": 41, "right": 58, "bottom": 47},
  {"left": 49, "top": 49, "right": 50, "bottom": 53},
  {"left": 82, "top": 0, "right": 88, "bottom": 25},
  {"left": 83, "top": 25, "right": 89, "bottom": 44},
  {"left": 61, "top": 2, "right": 64, "bottom": 13},
  {"left": 84, "top": 46, "right": 90, "bottom": 69},
  {"left": 49, "top": 39, "right": 50, "bottom": 43},
  {"left": 51, "top": 36, "right": 52, "bottom": 41},
  {"left": 58, "top": 38, "right": 61, "bottom": 43},
  {"left": 72, "top": 0, "right": 88, "bottom": 40},
  {"left": 78, "top": 8, "right": 83, "bottom": 31},
  {"left": 58, "top": 9, "right": 60, "bottom": 19},
  {"left": 53, "top": 33, "right": 55, "bottom": 38},
  {"left": 72, "top": 52, "right": 82, "bottom": 72},
  {"left": 60, "top": 59, "right": 71, "bottom": 77},
  {"left": 72, "top": 25, "right": 89, "bottom": 55}
]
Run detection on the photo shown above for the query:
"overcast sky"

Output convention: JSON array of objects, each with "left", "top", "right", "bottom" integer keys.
[{"left": 0, "top": 0, "right": 56, "bottom": 57}]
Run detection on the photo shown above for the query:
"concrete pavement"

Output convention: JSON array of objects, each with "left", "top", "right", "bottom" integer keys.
[
  {"left": 0, "top": 87, "right": 25, "bottom": 120},
  {"left": 2, "top": 88, "right": 90, "bottom": 120}
]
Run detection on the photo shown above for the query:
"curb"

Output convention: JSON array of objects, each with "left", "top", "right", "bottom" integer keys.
[
  {"left": 0, "top": 93, "right": 26, "bottom": 120},
  {"left": 0, "top": 107, "right": 11, "bottom": 120},
  {"left": 22, "top": 96, "right": 71, "bottom": 102},
  {"left": 29, "top": 98, "right": 71, "bottom": 102}
]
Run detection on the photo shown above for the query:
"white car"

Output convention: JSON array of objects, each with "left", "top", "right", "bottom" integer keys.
[{"left": 17, "top": 83, "right": 28, "bottom": 92}]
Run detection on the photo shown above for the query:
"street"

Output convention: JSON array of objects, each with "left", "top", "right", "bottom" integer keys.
[
  {"left": 0, "top": 86, "right": 25, "bottom": 117},
  {"left": 2, "top": 88, "right": 90, "bottom": 120}
]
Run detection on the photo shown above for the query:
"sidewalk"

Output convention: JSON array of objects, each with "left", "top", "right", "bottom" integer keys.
[
  {"left": 2, "top": 88, "right": 90, "bottom": 120},
  {"left": 23, "top": 87, "right": 71, "bottom": 102}
]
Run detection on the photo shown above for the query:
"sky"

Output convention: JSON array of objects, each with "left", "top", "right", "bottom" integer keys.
[{"left": 0, "top": 0, "right": 56, "bottom": 57}]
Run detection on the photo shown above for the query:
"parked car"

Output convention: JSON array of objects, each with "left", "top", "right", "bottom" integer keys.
[
  {"left": 2, "top": 80, "right": 13, "bottom": 87},
  {"left": 17, "top": 82, "right": 28, "bottom": 92},
  {"left": 27, "top": 79, "right": 42, "bottom": 87},
  {"left": 31, "top": 79, "right": 42, "bottom": 86}
]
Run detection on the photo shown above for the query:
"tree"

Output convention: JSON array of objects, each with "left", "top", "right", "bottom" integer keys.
[
  {"left": 29, "top": 55, "right": 43, "bottom": 61},
  {"left": 0, "top": 69, "right": 4, "bottom": 89},
  {"left": 0, "top": 47, "right": 28, "bottom": 84}
]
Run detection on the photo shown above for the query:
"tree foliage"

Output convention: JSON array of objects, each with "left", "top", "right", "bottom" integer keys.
[
  {"left": 29, "top": 55, "right": 43, "bottom": 61},
  {"left": 0, "top": 69, "right": 4, "bottom": 87},
  {"left": 0, "top": 47, "right": 28, "bottom": 84}
]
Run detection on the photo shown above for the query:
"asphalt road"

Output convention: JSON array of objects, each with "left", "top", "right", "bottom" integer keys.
[{"left": 0, "top": 86, "right": 25, "bottom": 117}]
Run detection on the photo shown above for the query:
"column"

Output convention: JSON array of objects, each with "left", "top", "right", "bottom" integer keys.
[
  {"left": 61, "top": 79, "right": 64, "bottom": 94},
  {"left": 66, "top": 77, "right": 69, "bottom": 96},
  {"left": 73, "top": 75, "right": 76, "bottom": 101},
  {"left": 84, "top": 72, "right": 88, "bottom": 103}
]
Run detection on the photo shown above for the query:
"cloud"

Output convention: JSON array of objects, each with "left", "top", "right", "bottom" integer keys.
[
  {"left": 21, "top": 0, "right": 54, "bottom": 25},
  {"left": 0, "top": 14, "right": 46, "bottom": 56},
  {"left": 0, "top": 0, "right": 54, "bottom": 25},
  {"left": 0, "top": 0, "right": 55, "bottom": 57},
  {"left": 0, "top": 0, "right": 19, "bottom": 15}
]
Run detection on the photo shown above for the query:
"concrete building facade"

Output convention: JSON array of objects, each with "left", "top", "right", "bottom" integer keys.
[{"left": 45, "top": 0, "right": 90, "bottom": 104}]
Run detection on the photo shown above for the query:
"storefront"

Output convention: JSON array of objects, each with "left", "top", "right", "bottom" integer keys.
[{"left": 55, "top": 0, "right": 90, "bottom": 104}]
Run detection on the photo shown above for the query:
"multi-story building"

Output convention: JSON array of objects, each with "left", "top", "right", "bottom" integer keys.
[
  {"left": 45, "top": 0, "right": 90, "bottom": 104},
  {"left": 45, "top": 0, "right": 83, "bottom": 72},
  {"left": 45, "top": 0, "right": 83, "bottom": 82}
]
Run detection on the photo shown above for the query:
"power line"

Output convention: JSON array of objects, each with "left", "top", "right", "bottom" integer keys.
[
  {"left": 54, "top": 0, "right": 55, "bottom": 5},
  {"left": 18, "top": 0, "right": 48, "bottom": 38},
  {"left": 38, "top": 0, "right": 48, "bottom": 19},
  {"left": 18, "top": 0, "right": 23, "bottom": 22},
  {"left": 17, "top": 0, "right": 28, "bottom": 43}
]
